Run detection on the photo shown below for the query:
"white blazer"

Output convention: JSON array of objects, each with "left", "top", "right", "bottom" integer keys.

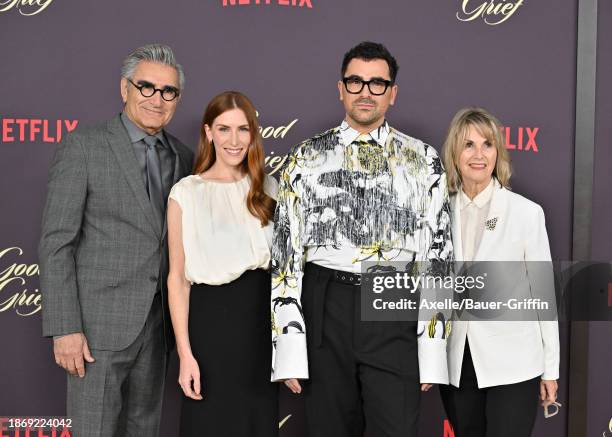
[{"left": 448, "top": 180, "right": 560, "bottom": 388}]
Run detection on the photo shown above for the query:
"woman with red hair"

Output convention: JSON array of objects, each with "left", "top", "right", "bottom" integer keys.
[{"left": 167, "top": 91, "right": 278, "bottom": 436}]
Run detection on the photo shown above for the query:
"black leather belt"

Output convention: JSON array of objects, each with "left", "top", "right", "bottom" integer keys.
[{"left": 332, "top": 269, "right": 361, "bottom": 286}]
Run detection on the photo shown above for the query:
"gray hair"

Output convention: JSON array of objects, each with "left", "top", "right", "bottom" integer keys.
[{"left": 121, "top": 43, "right": 185, "bottom": 90}]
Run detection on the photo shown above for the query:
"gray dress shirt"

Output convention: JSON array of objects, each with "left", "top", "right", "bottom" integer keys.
[{"left": 120, "top": 113, "right": 176, "bottom": 204}]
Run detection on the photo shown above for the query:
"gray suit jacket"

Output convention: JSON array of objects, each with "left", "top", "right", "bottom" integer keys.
[{"left": 39, "top": 114, "right": 194, "bottom": 351}]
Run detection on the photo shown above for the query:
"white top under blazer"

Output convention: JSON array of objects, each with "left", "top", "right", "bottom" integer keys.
[
  {"left": 448, "top": 179, "right": 560, "bottom": 388},
  {"left": 168, "top": 174, "right": 279, "bottom": 285},
  {"left": 460, "top": 179, "right": 494, "bottom": 260}
]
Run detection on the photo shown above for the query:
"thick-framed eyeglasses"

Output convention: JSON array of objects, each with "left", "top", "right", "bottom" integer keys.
[
  {"left": 342, "top": 76, "right": 392, "bottom": 96},
  {"left": 128, "top": 79, "right": 180, "bottom": 102}
]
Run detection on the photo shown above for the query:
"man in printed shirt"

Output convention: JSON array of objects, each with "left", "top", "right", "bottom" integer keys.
[{"left": 270, "top": 41, "right": 453, "bottom": 436}]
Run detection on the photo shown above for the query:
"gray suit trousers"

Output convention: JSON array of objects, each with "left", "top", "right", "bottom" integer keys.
[{"left": 67, "top": 295, "right": 166, "bottom": 437}]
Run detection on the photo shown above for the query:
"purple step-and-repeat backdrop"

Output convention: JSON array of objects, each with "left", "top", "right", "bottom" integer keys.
[{"left": 1, "top": 1, "right": 610, "bottom": 436}]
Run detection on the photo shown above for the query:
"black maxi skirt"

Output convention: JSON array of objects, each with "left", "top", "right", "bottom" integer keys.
[{"left": 180, "top": 269, "right": 279, "bottom": 437}]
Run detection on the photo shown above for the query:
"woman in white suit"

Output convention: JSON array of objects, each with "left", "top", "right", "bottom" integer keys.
[{"left": 439, "top": 107, "right": 559, "bottom": 437}]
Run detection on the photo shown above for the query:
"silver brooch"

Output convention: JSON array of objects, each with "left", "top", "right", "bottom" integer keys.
[{"left": 485, "top": 217, "right": 498, "bottom": 231}]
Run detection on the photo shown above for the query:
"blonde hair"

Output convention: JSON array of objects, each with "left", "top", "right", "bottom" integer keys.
[{"left": 442, "top": 107, "right": 512, "bottom": 194}]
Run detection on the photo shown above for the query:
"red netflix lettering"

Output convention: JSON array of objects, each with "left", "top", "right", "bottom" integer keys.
[
  {"left": 525, "top": 127, "right": 539, "bottom": 151},
  {"left": 16, "top": 119, "right": 28, "bottom": 141},
  {"left": 29, "top": 119, "right": 41, "bottom": 142},
  {"left": 2, "top": 119, "right": 14, "bottom": 142},
  {"left": 222, "top": 0, "right": 312, "bottom": 7},
  {"left": 502, "top": 126, "right": 539, "bottom": 153},
  {"left": 504, "top": 127, "right": 514, "bottom": 150},
  {"left": 444, "top": 419, "right": 455, "bottom": 437},
  {"left": 0, "top": 418, "right": 9, "bottom": 437},
  {"left": 64, "top": 120, "right": 78, "bottom": 133},
  {"left": 0, "top": 118, "right": 79, "bottom": 144}
]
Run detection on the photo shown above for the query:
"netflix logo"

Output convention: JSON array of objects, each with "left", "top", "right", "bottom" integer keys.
[
  {"left": 222, "top": 0, "right": 313, "bottom": 8},
  {"left": 1, "top": 118, "right": 78, "bottom": 144},
  {"left": 502, "top": 127, "right": 539, "bottom": 152},
  {"left": 444, "top": 419, "right": 455, "bottom": 437}
]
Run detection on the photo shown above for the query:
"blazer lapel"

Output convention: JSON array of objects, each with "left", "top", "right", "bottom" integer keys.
[
  {"left": 473, "top": 180, "right": 508, "bottom": 260},
  {"left": 106, "top": 116, "right": 161, "bottom": 238}
]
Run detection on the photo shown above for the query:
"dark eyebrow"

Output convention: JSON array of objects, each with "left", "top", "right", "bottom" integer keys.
[
  {"left": 216, "top": 124, "right": 250, "bottom": 129},
  {"left": 136, "top": 80, "right": 179, "bottom": 91},
  {"left": 345, "top": 75, "right": 390, "bottom": 82}
]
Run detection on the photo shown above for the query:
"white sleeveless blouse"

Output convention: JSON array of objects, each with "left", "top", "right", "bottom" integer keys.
[{"left": 168, "top": 174, "right": 278, "bottom": 285}]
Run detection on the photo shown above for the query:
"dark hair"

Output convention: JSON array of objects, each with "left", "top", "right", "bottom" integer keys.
[
  {"left": 341, "top": 41, "right": 399, "bottom": 83},
  {"left": 193, "top": 91, "right": 276, "bottom": 226}
]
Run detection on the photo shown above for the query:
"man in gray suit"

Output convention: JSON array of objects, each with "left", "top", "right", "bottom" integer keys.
[{"left": 39, "top": 44, "right": 194, "bottom": 436}]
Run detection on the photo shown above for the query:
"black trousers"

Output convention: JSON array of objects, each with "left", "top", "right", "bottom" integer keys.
[
  {"left": 439, "top": 342, "right": 539, "bottom": 437},
  {"left": 302, "top": 263, "right": 421, "bottom": 437}
]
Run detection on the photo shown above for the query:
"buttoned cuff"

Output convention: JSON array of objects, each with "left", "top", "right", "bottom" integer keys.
[
  {"left": 271, "top": 333, "right": 309, "bottom": 381},
  {"left": 418, "top": 338, "right": 449, "bottom": 384}
]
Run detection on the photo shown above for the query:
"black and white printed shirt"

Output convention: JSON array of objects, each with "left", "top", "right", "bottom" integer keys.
[{"left": 271, "top": 120, "right": 453, "bottom": 383}]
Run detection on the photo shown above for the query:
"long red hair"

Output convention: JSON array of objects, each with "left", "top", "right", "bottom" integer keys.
[{"left": 193, "top": 91, "right": 275, "bottom": 226}]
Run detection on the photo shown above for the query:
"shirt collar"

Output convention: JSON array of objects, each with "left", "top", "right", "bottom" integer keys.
[
  {"left": 120, "top": 112, "right": 168, "bottom": 148},
  {"left": 339, "top": 119, "right": 390, "bottom": 147},
  {"left": 460, "top": 178, "right": 495, "bottom": 210}
]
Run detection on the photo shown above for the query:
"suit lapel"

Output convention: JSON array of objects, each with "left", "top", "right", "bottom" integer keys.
[
  {"left": 473, "top": 180, "right": 508, "bottom": 260},
  {"left": 106, "top": 116, "right": 162, "bottom": 238}
]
